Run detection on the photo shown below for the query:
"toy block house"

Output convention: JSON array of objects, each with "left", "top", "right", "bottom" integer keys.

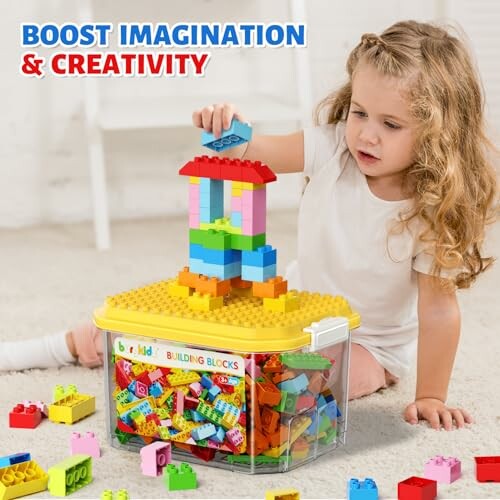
[{"left": 167, "top": 122, "right": 297, "bottom": 313}]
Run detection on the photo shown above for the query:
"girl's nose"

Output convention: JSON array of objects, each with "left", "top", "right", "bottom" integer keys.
[{"left": 359, "top": 125, "right": 379, "bottom": 145}]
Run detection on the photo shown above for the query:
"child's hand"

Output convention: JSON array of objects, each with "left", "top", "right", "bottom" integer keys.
[
  {"left": 192, "top": 103, "right": 246, "bottom": 139},
  {"left": 404, "top": 398, "right": 474, "bottom": 430}
]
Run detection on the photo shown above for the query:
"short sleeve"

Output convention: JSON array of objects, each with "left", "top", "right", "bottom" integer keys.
[
  {"left": 412, "top": 234, "right": 463, "bottom": 280},
  {"left": 303, "top": 122, "right": 347, "bottom": 178}
]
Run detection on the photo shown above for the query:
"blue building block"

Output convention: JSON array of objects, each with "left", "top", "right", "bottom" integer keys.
[
  {"left": 277, "top": 373, "right": 309, "bottom": 394},
  {"left": 231, "top": 211, "right": 242, "bottom": 227},
  {"left": 323, "top": 401, "right": 338, "bottom": 420},
  {"left": 207, "top": 385, "right": 221, "bottom": 402},
  {"left": 200, "top": 374, "right": 212, "bottom": 389},
  {"left": 242, "top": 245, "right": 277, "bottom": 267},
  {"left": 201, "top": 119, "right": 252, "bottom": 153},
  {"left": 188, "top": 258, "right": 204, "bottom": 274},
  {"left": 241, "top": 263, "right": 276, "bottom": 282},
  {"left": 201, "top": 261, "right": 242, "bottom": 280},
  {"left": 348, "top": 478, "right": 378, "bottom": 500},
  {"left": 211, "top": 426, "right": 226, "bottom": 443},
  {"left": 191, "top": 423, "right": 217, "bottom": 441},
  {"left": 189, "top": 243, "right": 241, "bottom": 265},
  {"left": 149, "top": 382, "right": 163, "bottom": 398},
  {"left": 190, "top": 410, "right": 205, "bottom": 423},
  {"left": 0, "top": 452, "right": 31, "bottom": 468}
]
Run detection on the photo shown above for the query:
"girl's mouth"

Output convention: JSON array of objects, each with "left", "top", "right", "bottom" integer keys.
[{"left": 357, "top": 151, "right": 379, "bottom": 164}]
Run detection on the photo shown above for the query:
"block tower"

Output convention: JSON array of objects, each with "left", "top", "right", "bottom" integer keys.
[{"left": 168, "top": 120, "right": 297, "bottom": 313}]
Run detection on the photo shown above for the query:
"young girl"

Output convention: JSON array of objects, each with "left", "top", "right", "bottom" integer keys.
[{"left": 2, "top": 21, "right": 497, "bottom": 431}]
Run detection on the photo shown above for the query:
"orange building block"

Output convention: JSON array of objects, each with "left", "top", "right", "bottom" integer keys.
[
  {"left": 262, "top": 354, "right": 283, "bottom": 373},
  {"left": 195, "top": 275, "right": 231, "bottom": 297},
  {"left": 256, "top": 381, "right": 282, "bottom": 406},
  {"left": 272, "top": 370, "right": 296, "bottom": 384},
  {"left": 308, "top": 371, "right": 326, "bottom": 394},
  {"left": 248, "top": 428, "right": 270, "bottom": 456},
  {"left": 231, "top": 276, "right": 252, "bottom": 288},
  {"left": 252, "top": 276, "right": 288, "bottom": 298},
  {"left": 261, "top": 407, "right": 280, "bottom": 435},
  {"left": 177, "top": 266, "right": 199, "bottom": 288},
  {"left": 268, "top": 424, "right": 289, "bottom": 447}
]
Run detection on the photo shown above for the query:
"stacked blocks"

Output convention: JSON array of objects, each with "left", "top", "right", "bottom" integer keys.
[
  {"left": 163, "top": 463, "right": 197, "bottom": 491},
  {"left": 348, "top": 478, "right": 378, "bottom": 500},
  {"left": 176, "top": 122, "right": 297, "bottom": 311},
  {"left": 48, "top": 454, "right": 92, "bottom": 496},
  {"left": 70, "top": 432, "right": 101, "bottom": 459},
  {"left": 424, "top": 455, "right": 461, "bottom": 484},
  {"left": 0, "top": 453, "right": 48, "bottom": 500}
]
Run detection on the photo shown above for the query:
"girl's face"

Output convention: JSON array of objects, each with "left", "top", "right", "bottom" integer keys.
[{"left": 345, "top": 63, "right": 417, "bottom": 183}]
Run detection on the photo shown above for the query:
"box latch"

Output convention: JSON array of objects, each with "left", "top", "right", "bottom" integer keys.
[{"left": 303, "top": 317, "right": 349, "bottom": 352}]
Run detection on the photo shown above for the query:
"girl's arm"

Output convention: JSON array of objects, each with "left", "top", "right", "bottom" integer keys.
[
  {"left": 404, "top": 272, "right": 473, "bottom": 430},
  {"left": 192, "top": 103, "right": 304, "bottom": 174}
]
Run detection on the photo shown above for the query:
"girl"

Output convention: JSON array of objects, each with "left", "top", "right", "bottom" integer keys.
[{"left": 2, "top": 21, "right": 497, "bottom": 431}]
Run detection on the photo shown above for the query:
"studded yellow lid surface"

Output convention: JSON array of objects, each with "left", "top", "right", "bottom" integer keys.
[{"left": 94, "top": 280, "right": 360, "bottom": 352}]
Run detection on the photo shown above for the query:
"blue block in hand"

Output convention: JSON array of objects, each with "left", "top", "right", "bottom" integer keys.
[{"left": 202, "top": 119, "right": 252, "bottom": 152}]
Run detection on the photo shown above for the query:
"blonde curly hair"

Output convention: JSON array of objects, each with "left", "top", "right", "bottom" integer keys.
[{"left": 316, "top": 20, "right": 499, "bottom": 289}]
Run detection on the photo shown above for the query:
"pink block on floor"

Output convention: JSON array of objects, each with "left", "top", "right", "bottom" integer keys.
[
  {"left": 70, "top": 431, "right": 101, "bottom": 459},
  {"left": 140, "top": 441, "right": 172, "bottom": 477},
  {"left": 424, "top": 455, "right": 461, "bottom": 484}
]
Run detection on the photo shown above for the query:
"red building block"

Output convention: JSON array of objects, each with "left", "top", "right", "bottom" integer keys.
[
  {"left": 9, "top": 404, "right": 43, "bottom": 429},
  {"left": 398, "top": 476, "right": 437, "bottom": 500},
  {"left": 475, "top": 456, "right": 500, "bottom": 482}
]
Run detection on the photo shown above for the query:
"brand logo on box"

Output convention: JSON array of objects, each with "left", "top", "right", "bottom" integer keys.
[{"left": 114, "top": 338, "right": 244, "bottom": 377}]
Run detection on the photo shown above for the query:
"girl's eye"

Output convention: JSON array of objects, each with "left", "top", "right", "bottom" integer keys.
[
  {"left": 385, "top": 121, "right": 400, "bottom": 129},
  {"left": 351, "top": 110, "right": 366, "bottom": 117}
]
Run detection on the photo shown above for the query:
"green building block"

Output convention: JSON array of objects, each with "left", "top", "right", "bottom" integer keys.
[
  {"left": 53, "top": 384, "right": 77, "bottom": 402},
  {"left": 318, "top": 414, "right": 332, "bottom": 434},
  {"left": 230, "top": 232, "right": 266, "bottom": 251},
  {"left": 189, "top": 229, "right": 232, "bottom": 250},
  {"left": 163, "top": 463, "right": 197, "bottom": 491},
  {"left": 319, "top": 426, "right": 337, "bottom": 445},
  {"left": 101, "top": 489, "right": 129, "bottom": 500},
  {"left": 280, "top": 353, "right": 332, "bottom": 370},
  {"left": 48, "top": 454, "right": 92, "bottom": 496},
  {"left": 227, "top": 454, "right": 291, "bottom": 465},
  {"left": 115, "top": 427, "right": 132, "bottom": 444},
  {"left": 196, "top": 401, "right": 223, "bottom": 425},
  {"left": 274, "top": 391, "right": 298, "bottom": 414}
]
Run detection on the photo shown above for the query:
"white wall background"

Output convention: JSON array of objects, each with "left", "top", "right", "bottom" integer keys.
[{"left": 0, "top": 0, "right": 498, "bottom": 228}]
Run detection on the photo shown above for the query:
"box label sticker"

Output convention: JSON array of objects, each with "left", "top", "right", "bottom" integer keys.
[{"left": 114, "top": 337, "right": 244, "bottom": 377}]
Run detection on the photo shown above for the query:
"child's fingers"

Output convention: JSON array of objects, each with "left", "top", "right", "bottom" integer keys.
[
  {"left": 201, "top": 105, "right": 215, "bottom": 132},
  {"left": 459, "top": 407, "right": 474, "bottom": 424},
  {"left": 450, "top": 408, "right": 465, "bottom": 428},
  {"left": 192, "top": 109, "right": 203, "bottom": 128},
  {"left": 212, "top": 103, "right": 225, "bottom": 138},
  {"left": 439, "top": 410, "right": 453, "bottom": 431},
  {"left": 403, "top": 403, "right": 418, "bottom": 424}
]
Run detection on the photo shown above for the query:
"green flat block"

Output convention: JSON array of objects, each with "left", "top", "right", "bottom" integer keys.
[
  {"left": 226, "top": 454, "right": 291, "bottom": 465},
  {"left": 189, "top": 229, "right": 232, "bottom": 250},
  {"left": 280, "top": 353, "right": 332, "bottom": 370},
  {"left": 230, "top": 233, "right": 266, "bottom": 251},
  {"left": 163, "top": 463, "right": 197, "bottom": 491},
  {"left": 48, "top": 454, "right": 92, "bottom": 496}
]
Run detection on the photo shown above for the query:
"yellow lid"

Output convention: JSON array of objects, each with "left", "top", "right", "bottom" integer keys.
[{"left": 94, "top": 280, "right": 360, "bottom": 353}]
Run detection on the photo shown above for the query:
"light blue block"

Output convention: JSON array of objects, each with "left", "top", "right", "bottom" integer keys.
[
  {"left": 0, "top": 453, "right": 31, "bottom": 468},
  {"left": 202, "top": 261, "right": 241, "bottom": 280},
  {"left": 190, "top": 410, "right": 205, "bottom": 423},
  {"left": 241, "top": 263, "right": 276, "bottom": 282},
  {"left": 189, "top": 243, "right": 241, "bottom": 265},
  {"left": 149, "top": 382, "right": 163, "bottom": 398},
  {"left": 189, "top": 258, "right": 205, "bottom": 274},
  {"left": 242, "top": 245, "right": 277, "bottom": 267},
  {"left": 207, "top": 385, "right": 221, "bottom": 402},
  {"left": 201, "top": 119, "right": 253, "bottom": 152},
  {"left": 211, "top": 426, "right": 226, "bottom": 443},
  {"left": 277, "top": 373, "right": 309, "bottom": 394},
  {"left": 191, "top": 423, "right": 217, "bottom": 441},
  {"left": 231, "top": 211, "right": 242, "bottom": 227}
]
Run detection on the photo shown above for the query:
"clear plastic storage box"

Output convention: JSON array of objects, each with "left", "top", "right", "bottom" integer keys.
[{"left": 94, "top": 281, "right": 359, "bottom": 474}]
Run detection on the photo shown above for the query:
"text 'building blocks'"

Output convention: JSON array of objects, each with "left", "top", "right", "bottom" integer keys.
[
  {"left": 140, "top": 441, "right": 171, "bottom": 477},
  {"left": 0, "top": 457, "right": 48, "bottom": 500},
  {"left": 474, "top": 456, "right": 500, "bottom": 482},
  {"left": 423, "top": 455, "right": 461, "bottom": 484},
  {"left": 163, "top": 463, "right": 197, "bottom": 491},
  {"left": 397, "top": 476, "right": 437, "bottom": 500},
  {"left": 70, "top": 432, "right": 101, "bottom": 459},
  {"left": 348, "top": 478, "right": 378, "bottom": 500},
  {"left": 48, "top": 454, "right": 92, "bottom": 497}
]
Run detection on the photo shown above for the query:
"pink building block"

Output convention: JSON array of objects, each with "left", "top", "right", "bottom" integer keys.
[
  {"left": 424, "top": 455, "right": 461, "bottom": 484},
  {"left": 231, "top": 195, "right": 242, "bottom": 211},
  {"left": 189, "top": 382, "right": 203, "bottom": 397},
  {"left": 140, "top": 441, "right": 172, "bottom": 477},
  {"left": 23, "top": 400, "right": 48, "bottom": 417},
  {"left": 174, "top": 391, "right": 185, "bottom": 414},
  {"left": 226, "top": 428, "right": 244, "bottom": 447},
  {"left": 189, "top": 213, "right": 200, "bottom": 228},
  {"left": 244, "top": 358, "right": 262, "bottom": 379},
  {"left": 70, "top": 432, "right": 101, "bottom": 459},
  {"left": 242, "top": 188, "right": 266, "bottom": 235}
]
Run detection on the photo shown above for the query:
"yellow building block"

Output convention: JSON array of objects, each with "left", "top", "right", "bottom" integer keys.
[
  {"left": 241, "top": 182, "right": 265, "bottom": 190},
  {"left": 199, "top": 217, "right": 242, "bottom": 235},
  {"left": 187, "top": 292, "right": 223, "bottom": 312},
  {"left": 169, "top": 429, "right": 192, "bottom": 443},
  {"left": 262, "top": 442, "right": 288, "bottom": 458},
  {"left": 189, "top": 176, "right": 200, "bottom": 184},
  {"left": 167, "top": 371, "right": 201, "bottom": 387},
  {"left": 48, "top": 393, "right": 96, "bottom": 425},
  {"left": 53, "top": 384, "right": 77, "bottom": 402},
  {"left": 263, "top": 292, "right": 300, "bottom": 313},
  {"left": 0, "top": 460, "right": 48, "bottom": 500},
  {"left": 167, "top": 280, "right": 192, "bottom": 298},
  {"left": 290, "top": 416, "right": 312, "bottom": 444},
  {"left": 265, "top": 488, "right": 300, "bottom": 500},
  {"left": 156, "top": 388, "right": 174, "bottom": 407}
]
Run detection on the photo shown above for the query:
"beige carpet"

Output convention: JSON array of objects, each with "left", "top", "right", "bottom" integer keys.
[{"left": 1, "top": 212, "right": 499, "bottom": 499}]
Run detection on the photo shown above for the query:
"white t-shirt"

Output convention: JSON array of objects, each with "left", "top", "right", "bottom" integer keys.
[{"left": 285, "top": 122, "right": 439, "bottom": 378}]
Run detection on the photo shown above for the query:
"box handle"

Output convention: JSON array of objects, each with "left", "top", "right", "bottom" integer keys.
[{"left": 303, "top": 317, "right": 349, "bottom": 352}]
